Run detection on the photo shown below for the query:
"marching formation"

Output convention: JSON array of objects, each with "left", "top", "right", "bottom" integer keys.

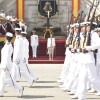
[
  {"left": 0, "top": 11, "right": 38, "bottom": 97},
  {"left": 57, "top": 1, "right": 100, "bottom": 100}
]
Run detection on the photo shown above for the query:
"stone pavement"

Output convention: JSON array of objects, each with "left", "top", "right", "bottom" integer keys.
[{"left": 0, "top": 64, "right": 100, "bottom": 100}]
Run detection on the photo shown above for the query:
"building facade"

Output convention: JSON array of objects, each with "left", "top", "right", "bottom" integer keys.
[
  {"left": 0, "top": 0, "right": 99, "bottom": 33},
  {"left": 0, "top": 0, "right": 72, "bottom": 33}
]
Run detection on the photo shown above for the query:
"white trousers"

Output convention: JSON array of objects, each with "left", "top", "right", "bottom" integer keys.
[
  {"left": 22, "top": 61, "right": 38, "bottom": 81},
  {"left": 59, "top": 55, "right": 70, "bottom": 82},
  {"left": 96, "top": 63, "right": 100, "bottom": 79},
  {"left": 78, "top": 63, "right": 100, "bottom": 100},
  {"left": 0, "top": 69, "right": 22, "bottom": 95},
  {"left": 63, "top": 59, "right": 77, "bottom": 90},
  {"left": 32, "top": 46, "right": 37, "bottom": 57},
  {"left": 12, "top": 62, "right": 33, "bottom": 85}
]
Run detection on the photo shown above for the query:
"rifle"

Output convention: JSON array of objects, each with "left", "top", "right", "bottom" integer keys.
[
  {"left": 75, "top": 13, "right": 80, "bottom": 23},
  {"left": 66, "top": 13, "right": 74, "bottom": 47},
  {"left": 87, "top": 0, "right": 95, "bottom": 21},
  {"left": 71, "top": 12, "right": 80, "bottom": 52},
  {"left": 67, "top": 13, "right": 73, "bottom": 35},
  {"left": 87, "top": 1, "right": 99, "bottom": 46},
  {"left": 92, "top": 1, "right": 99, "bottom": 65},
  {"left": 74, "top": 11, "right": 83, "bottom": 51}
]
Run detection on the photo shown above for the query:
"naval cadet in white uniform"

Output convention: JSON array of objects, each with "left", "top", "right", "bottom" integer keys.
[
  {"left": 30, "top": 30, "right": 39, "bottom": 58},
  {"left": 21, "top": 31, "right": 39, "bottom": 82},
  {"left": 77, "top": 22, "right": 100, "bottom": 100},
  {"left": 12, "top": 28, "right": 34, "bottom": 87},
  {"left": 0, "top": 32, "right": 24, "bottom": 97}
]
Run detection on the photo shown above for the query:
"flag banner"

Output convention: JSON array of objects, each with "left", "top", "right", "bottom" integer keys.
[
  {"left": 72, "top": 0, "right": 80, "bottom": 21},
  {"left": 16, "top": 0, "right": 24, "bottom": 20}
]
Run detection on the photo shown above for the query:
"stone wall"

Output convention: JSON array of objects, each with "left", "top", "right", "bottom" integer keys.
[
  {"left": 0, "top": 0, "right": 72, "bottom": 33},
  {"left": 24, "top": 0, "right": 72, "bottom": 33}
]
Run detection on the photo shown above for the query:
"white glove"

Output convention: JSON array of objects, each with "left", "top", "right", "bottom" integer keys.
[
  {"left": 14, "top": 59, "right": 20, "bottom": 65},
  {"left": 85, "top": 46, "right": 92, "bottom": 51},
  {"left": 22, "top": 58, "right": 26, "bottom": 63}
]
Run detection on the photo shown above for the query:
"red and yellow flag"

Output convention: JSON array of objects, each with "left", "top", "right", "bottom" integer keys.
[
  {"left": 72, "top": 0, "right": 80, "bottom": 22},
  {"left": 16, "top": 0, "right": 24, "bottom": 20}
]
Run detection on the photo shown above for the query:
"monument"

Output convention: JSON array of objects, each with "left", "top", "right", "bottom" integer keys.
[{"left": 38, "top": 0, "right": 58, "bottom": 38}]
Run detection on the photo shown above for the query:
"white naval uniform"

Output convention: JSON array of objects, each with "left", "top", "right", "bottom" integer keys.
[
  {"left": 0, "top": 42, "right": 22, "bottom": 95},
  {"left": 12, "top": 35, "right": 23, "bottom": 81},
  {"left": 63, "top": 33, "right": 80, "bottom": 92},
  {"left": 31, "top": 35, "right": 39, "bottom": 57},
  {"left": 77, "top": 31, "right": 100, "bottom": 100},
  {"left": 12, "top": 35, "right": 33, "bottom": 86},
  {"left": 57, "top": 35, "right": 72, "bottom": 86},
  {"left": 97, "top": 48, "right": 100, "bottom": 79},
  {"left": 22, "top": 37, "right": 38, "bottom": 81}
]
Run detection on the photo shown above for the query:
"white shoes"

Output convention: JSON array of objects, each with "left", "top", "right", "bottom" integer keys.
[
  {"left": 71, "top": 95, "right": 78, "bottom": 99},
  {"left": 95, "top": 92, "right": 100, "bottom": 96},
  {"left": 88, "top": 89, "right": 96, "bottom": 93},
  {"left": 57, "top": 80, "right": 63, "bottom": 83},
  {"left": 34, "top": 77, "right": 39, "bottom": 82},
  {"left": 19, "top": 87, "right": 24, "bottom": 97},
  {"left": 29, "top": 80, "right": 35, "bottom": 87},
  {"left": 67, "top": 91, "right": 75, "bottom": 95}
]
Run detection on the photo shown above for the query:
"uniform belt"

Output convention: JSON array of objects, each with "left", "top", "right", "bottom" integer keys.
[{"left": 69, "top": 48, "right": 93, "bottom": 53}]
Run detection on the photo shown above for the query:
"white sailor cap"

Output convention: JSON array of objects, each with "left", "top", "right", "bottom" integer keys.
[
  {"left": 85, "top": 22, "right": 97, "bottom": 26},
  {"left": 96, "top": 28, "right": 100, "bottom": 31},
  {"left": 74, "top": 23, "right": 79, "bottom": 28},
  {"left": 80, "top": 22, "right": 87, "bottom": 27},
  {"left": 15, "top": 28, "right": 21, "bottom": 31},
  {"left": 11, "top": 18, "right": 15, "bottom": 22},
  {"left": 85, "top": 22, "right": 91, "bottom": 26},
  {"left": 70, "top": 24, "right": 74, "bottom": 28},
  {"left": 21, "top": 31, "right": 27, "bottom": 34},
  {"left": 66, "top": 24, "right": 74, "bottom": 28},
  {"left": 6, "top": 32, "right": 13, "bottom": 37},
  {"left": 93, "top": 22, "right": 97, "bottom": 25},
  {"left": 6, "top": 15, "right": 12, "bottom": 20}
]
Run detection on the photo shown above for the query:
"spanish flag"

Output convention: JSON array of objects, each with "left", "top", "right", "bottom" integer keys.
[
  {"left": 72, "top": 0, "right": 80, "bottom": 22},
  {"left": 16, "top": 0, "right": 24, "bottom": 20}
]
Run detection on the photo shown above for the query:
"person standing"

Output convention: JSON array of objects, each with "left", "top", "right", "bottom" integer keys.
[
  {"left": 21, "top": 31, "right": 39, "bottom": 82},
  {"left": 0, "top": 32, "right": 24, "bottom": 97},
  {"left": 47, "top": 34, "right": 56, "bottom": 60},
  {"left": 30, "top": 30, "right": 39, "bottom": 58}
]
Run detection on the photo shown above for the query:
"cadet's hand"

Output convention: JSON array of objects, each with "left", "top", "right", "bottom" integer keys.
[
  {"left": 22, "top": 58, "right": 26, "bottom": 63},
  {"left": 71, "top": 48, "right": 75, "bottom": 53},
  {"left": 15, "top": 60, "right": 20, "bottom": 65},
  {"left": 82, "top": 48, "right": 88, "bottom": 53}
]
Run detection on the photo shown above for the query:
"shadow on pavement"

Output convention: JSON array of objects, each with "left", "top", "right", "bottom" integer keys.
[
  {"left": 21, "top": 95, "right": 54, "bottom": 99},
  {"left": 30, "top": 86, "right": 58, "bottom": 88},
  {"left": 36, "top": 81, "right": 57, "bottom": 83}
]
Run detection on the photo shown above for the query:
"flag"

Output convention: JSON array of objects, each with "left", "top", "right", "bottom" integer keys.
[
  {"left": 72, "top": 0, "right": 80, "bottom": 22},
  {"left": 16, "top": 0, "right": 24, "bottom": 20}
]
